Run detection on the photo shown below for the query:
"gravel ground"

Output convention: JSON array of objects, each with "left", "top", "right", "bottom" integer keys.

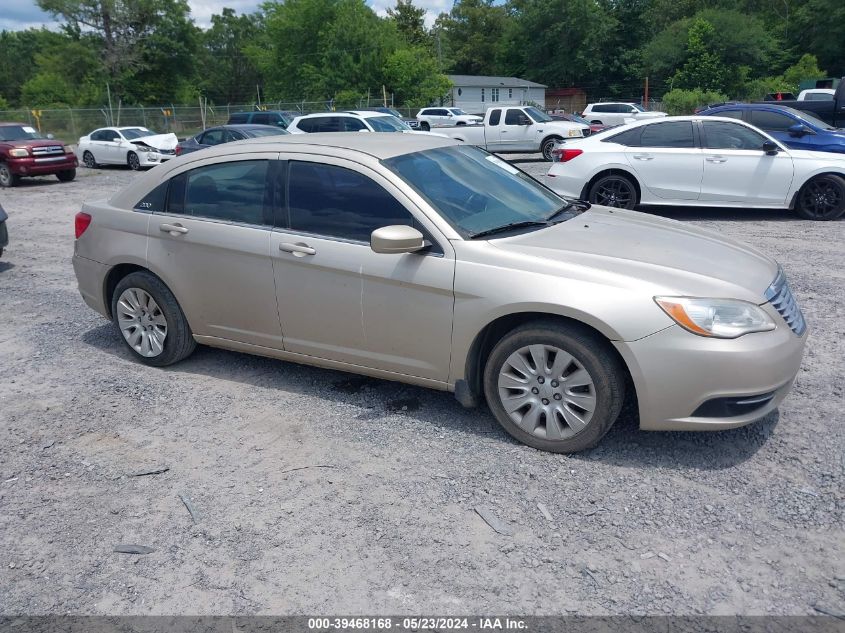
[{"left": 0, "top": 163, "right": 843, "bottom": 616}]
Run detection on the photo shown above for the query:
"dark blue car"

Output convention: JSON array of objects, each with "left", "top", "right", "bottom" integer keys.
[{"left": 700, "top": 103, "right": 845, "bottom": 154}]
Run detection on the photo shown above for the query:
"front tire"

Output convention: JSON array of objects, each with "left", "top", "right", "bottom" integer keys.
[
  {"left": 588, "top": 174, "right": 637, "bottom": 209},
  {"left": 82, "top": 151, "right": 98, "bottom": 169},
  {"left": 56, "top": 169, "right": 76, "bottom": 182},
  {"left": 0, "top": 163, "right": 20, "bottom": 188},
  {"left": 111, "top": 271, "right": 196, "bottom": 367},
  {"left": 796, "top": 174, "right": 845, "bottom": 220},
  {"left": 420, "top": 122, "right": 430, "bottom": 132},
  {"left": 541, "top": 137, "right": 562, "bottom": 162},
  {"left": 483, "top": 321, "right": 625, "bottom": 453},
  {"left": 127, "top": 151, "right": 141, "bottom": 171}
]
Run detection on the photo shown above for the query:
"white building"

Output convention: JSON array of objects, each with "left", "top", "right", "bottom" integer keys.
[{"left": 447, "top": 75, "right": 547, "bottom": 113}]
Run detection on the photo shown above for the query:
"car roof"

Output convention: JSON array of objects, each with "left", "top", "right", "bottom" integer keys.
[
  {"left": 295, "top": 111, "right": 389, "bottom": 120},
  {"left": 601, "top": 115, "right": 754, "bottom": 131},
  {"left": 703, "top": 103, "right": 808, "bottom": 117}
]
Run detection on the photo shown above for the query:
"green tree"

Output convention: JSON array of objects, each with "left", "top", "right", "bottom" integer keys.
[
  {"left": 0, "top": 29, "right": 68, "bottom": 106},
  {"left": 792, "top": 0, "right": 845, "bottom": 77},
  {"left": 20, "top": 36, "right": 104, "bottom": 106},
  {"left": 671, "top": 18, "right": 726, "bottom": 92},
  {"left": 387, "top": 0, "right": 429, "bottom": 47},
  {"left": 433, "top": 0, "right": 506, "bottom": 76},
  {"left": 198, "top": 8, "right": 263, "bottom": 104},
  {"left": 383, "top": 47, "right": 451, "bottom": 107}
]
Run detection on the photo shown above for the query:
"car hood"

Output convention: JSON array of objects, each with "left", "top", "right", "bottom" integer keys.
[
  {"left": 130, "top": 133, "right": 178, "bottom": 151},
  {"left": 788, "top": 147, "right": 845, "bottom": 161},
  {"left": 544, "top": 120, "right": 590, "bottom": 131},
  {"left": 9, "top": 139, "right": 64, "bottom": 149},
  {"left": 488, "top": 206, "right": 778, "bottom": 302}
]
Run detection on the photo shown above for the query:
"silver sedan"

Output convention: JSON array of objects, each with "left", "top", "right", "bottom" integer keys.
[{"left": 72, "top": 134, "right": 807, "bottom": 453}]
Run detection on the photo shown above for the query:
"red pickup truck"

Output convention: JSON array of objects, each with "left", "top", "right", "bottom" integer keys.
[{"left": 0, "top": 122, "right": 78, "bottom": 187}]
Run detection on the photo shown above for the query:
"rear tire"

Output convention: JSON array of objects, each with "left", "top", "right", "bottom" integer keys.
[
  {"left": 0, "top": 163, "right": 20, "bottom": 188},
  {"left": 127, "top": 151, "right": 141, "bottom": 171},
  {"left": 111, "top": 271, "right": 196, "bottom": 367},
  {"left": 420, "top": 122, "right": 430, "bottom": 132},
  {"left": 588, "top": 174, "right": 637, "bottom": 209},
  {"left": 483, "top": 321, "right": 625, "bottom": 453},
  {"left": 56, "top": 169, "right": 76, "bottom": 182},
  {"left": 795, "top": 174, "right": 845, "bottom": 220}
]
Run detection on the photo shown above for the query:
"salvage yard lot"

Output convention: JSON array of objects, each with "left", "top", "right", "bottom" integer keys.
[{"left": 0, "top": 164, "right": 842, "bottom": 615}]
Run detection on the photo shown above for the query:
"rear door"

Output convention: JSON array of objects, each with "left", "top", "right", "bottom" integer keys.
[
  {"left": 269, "top": 157, "right": 455, "bottom": 380},
  {"left": 145, "top": 154, "right": 284, "bottom": 349},
  {"left": 698, "top": 120, "right": 794, "bottom": 205},
  {"left": 623, "top": 121, "right": 703, "bottom": 200}
]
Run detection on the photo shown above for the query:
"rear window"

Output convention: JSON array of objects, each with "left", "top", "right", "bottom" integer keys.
[
  {"left": 605, "top": 127, "right": 643, "bottom": 146},
  {"left": 134, "top": 181, "right": 168, "bottom": 212},
  {"left": 638, "top": 121, "right": 695, "bottom": 148}
]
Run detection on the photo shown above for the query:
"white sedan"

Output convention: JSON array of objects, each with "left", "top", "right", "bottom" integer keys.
[
  {"left": 77, "top": 127, "right": 178, "bottom": 170},
  {"left": 545, "top": 116, "right": 845, "bottom": 220}
]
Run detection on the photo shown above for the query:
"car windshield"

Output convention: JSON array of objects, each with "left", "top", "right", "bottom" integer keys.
[
  {"left": 368, "top": 116, "right": 410, "bottom": 132},
  {"left": 525, "top": 107, "right": 553, "bottom": 123},
  {"left": 121, "top": 128, "right": 153, "bottom": 140},
  {"left": 380, "top": 108, "right": 404, "bottom": 118},
  {"left": 448, "top": 109, "right": 468, "bottom": 115},
  {"left": 567, "top": 113, "right": 591, "bottom": 125},
  {"left": 0, "top": 125, "right": 43, "bottom": 141},
  {"left": 383, "top": 145, "right": 572, "bottom": 238},
  {"left": 787, "top": 108, "right": 836, "bottom": 130},
  {"left": 630, "top": 104, "right": 646, "bottom": 112}
]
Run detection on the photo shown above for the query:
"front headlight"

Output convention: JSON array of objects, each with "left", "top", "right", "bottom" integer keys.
[
  {"left": 134, "top": 145, "right": 153, "bottom": 153},
  {"left": 567, "top": 129, "right": 582, "bottom": 137},
  {"left": 63, "top": 145, "right": 72, "bottom": 153},
  {"left": 9, "top": 148, "right": 29, "bottom": 157},
  {"left": 655, "top": 297, "right": 776, "bottom": 338}
]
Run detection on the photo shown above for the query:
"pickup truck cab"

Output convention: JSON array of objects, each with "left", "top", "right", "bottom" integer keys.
[
  {"left": 701, "top": 103, "right": 845, "bottom": 154},
  {"left": 440, "top": 106, "right": 590, "bottom": 161},
  {"left": 416, "top": 107, "right": 482, "bottom": 130},
  {"left": 798, "top": 89, "right": 835, "bottom": 101},
  {"left": 755, "top": 78, "right": 845, "bottom": 127},
  {"left": 0, "top": 122, "right": 78, "bottom": 187}
]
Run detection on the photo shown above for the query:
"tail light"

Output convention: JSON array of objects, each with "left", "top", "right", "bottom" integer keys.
[
  {"left": 175, "top": 145, "right": 182, "bottom": 156},
  {"left": 551, "top": 148, "right": 583, "bottom": 163},
  {"left": 75, "top": 212, "right": 91, "bottom": 239}
]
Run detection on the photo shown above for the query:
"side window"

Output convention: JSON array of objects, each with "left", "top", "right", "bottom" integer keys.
[
  {"left": 102, "top": 129, "right": 118, "bottom": 141},
  {"left": 89, "top": 130, "right": 103, "bottom": 141},
  {"left": 749, "top": 110, "right": 796, "bottom": 132},
  {"left": 296, "top": 119, "right": 315, "bottom": 133},
  {"left": 639, "top": 121, "right": 695, "bottom": 148},
  {"left": 134, "top": 181, "right": 168, "bottom": 212},
  {"left": 419, "top": 109, "right": 430, "bottom": 116},
  {"left": 252, "top": 113, "right": 272, "bottom": 125},
  {"left": 607, "top": 127, "right": 643, "bottom": 146},
  {"left": 224, "top": 129, "right": 244, "bottom": 142},
  {"left": 343, "top": 118, "right": 367, "bottom": 132},
  {"left": 620, "top": 104, "right": 638, "bottom": 113},
  {"left": 488, "top": 109, "right": 502, "bottom": 126},
  {"left": 287, "top": 161, "right": 414, "bottom": 242},
  {"left": 716, "top": 109, "right": 743, "bottom": 120},
  {"left": 702, "top": 121, "right": 768, "bottom": 150},
  {"left": 504, "top": 109, "right": 524, "bottom": 125},
  {"left": 200, "top": 129, "right": 225, "bottom": 146},
  {"left": 168, "top": 160, "right": 270, "bottom": 225},
  {"left": 229, "top": 113, "right": 248, "bottom": 124},
  {"left": 592, "top": 104, "right": 611, "bottom": 113}
]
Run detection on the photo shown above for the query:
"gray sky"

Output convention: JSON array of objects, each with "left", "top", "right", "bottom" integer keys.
[{"left": 1, "top": 0, "right": 453, "bottom": 31}]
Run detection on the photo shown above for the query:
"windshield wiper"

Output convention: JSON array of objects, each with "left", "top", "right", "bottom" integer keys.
[
  {"left": 468, "top": 220, "right": 550, "bottom": 240},
  {"left": 545, "top": 200, "right": 590, "bottom": 223}
]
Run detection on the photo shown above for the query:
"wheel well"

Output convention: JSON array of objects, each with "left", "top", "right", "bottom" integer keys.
[
  {"left": 542, "top": 135, "right": 563, "bottom": 146},
  {"left": 581, "top": 168, "right": 641, "bottom": 202},
  {"left": 463, "top": 312, "right": 636, "bottom": 407},
  {"left": 103, "top": 263, "right": 148, "bottom": 318}
]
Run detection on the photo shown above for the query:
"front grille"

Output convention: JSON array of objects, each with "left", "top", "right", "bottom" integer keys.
[
  {"left": 31, "top": 146, "right": 64, "bottom": 156},
  {"left": 158, "top": 149, "right": 175, "bottom": 155},
  {"left": 765, "top": 269, "right": 806, "bottom": 336}
]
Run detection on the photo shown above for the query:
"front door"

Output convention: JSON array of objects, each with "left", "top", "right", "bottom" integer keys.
[
  {"left": 698, "top": 120, "right": 794, "bottom": 205},
  {"left": 146, "top": 155, "right": 284, "bottom": 349},
  {"left": 270, "top": 157, "right": 455, "bottom": 381},
  {"left": 497, "top": 108, "right": 535, "bottom": 151},
  {"left": 624, "top": 120, "right": 703, "bottom": 200}
]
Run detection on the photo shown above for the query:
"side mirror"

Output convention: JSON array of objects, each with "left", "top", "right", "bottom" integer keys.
[
  {"left": 787, "top": 123, "right": 812, "bottom": 137},
  {"left": 518, "top": 115, "right": 531, "bottom": 126},
  {"left": 112, "top": 137, "right": 121, "bottom": 142},
  {"left": 762, "top": 140, "right": 780, "bottom": 155},
  {"left": 371, "top": 225, "right": 426, "bottom": 254}
]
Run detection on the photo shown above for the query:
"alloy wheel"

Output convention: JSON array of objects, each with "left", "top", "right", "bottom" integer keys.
[
  {"left": 116, "top": 287, "right": 167, "bottom": 357},
  {"left": 0, "top": 164, "right": 11, "bottom": 187},
  {"left": 83, "top": 151, "right": 96, "bottom": 168},
  {"left": 799, "top": 179, "right": 843, "bottom": 220},
  {"left": 593, "top": 178, "right": 634, "bottom": 208},
  {"left": 128, "top": 152, "right": 141, "bottom": 171},
  {"left": 497, "top": 344, "right": 597, "bottom": 440}
]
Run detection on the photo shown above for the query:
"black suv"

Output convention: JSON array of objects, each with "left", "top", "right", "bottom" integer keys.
[{"left": 227, "top": 110, "right": 299, "bottom": 129}]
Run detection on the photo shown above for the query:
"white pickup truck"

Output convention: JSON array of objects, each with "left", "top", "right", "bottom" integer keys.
[{"left": 437, "top": 106, "right": 590, "bottom": 161}]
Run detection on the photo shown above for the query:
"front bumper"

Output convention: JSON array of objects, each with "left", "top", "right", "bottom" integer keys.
[
  {"left": 7, "top": 154, "right": 78, "bottom": 176},
  {"left": 614, "top": 304, "right": 807, "bottom": 431},
  {"left": 136, "top": 151, "right": 174, "bottom": 167}
]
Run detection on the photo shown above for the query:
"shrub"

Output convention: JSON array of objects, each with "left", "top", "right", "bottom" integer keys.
[{"left": 662, "top": 88, "right": 729, "bottom": 115}]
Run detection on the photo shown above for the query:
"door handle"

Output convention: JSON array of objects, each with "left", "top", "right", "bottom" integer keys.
[
  {"left": 706, "top": 156, "right": 727, "bottom": 163},
  {"left": 632, "top": 154, "right": 653, "bottom": 160},
  {"left": 279, "top": 242, "right": 316, "bottom": 256},
  {"left": 160, "top": 223, "right": 188, "bottom": 235}
]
